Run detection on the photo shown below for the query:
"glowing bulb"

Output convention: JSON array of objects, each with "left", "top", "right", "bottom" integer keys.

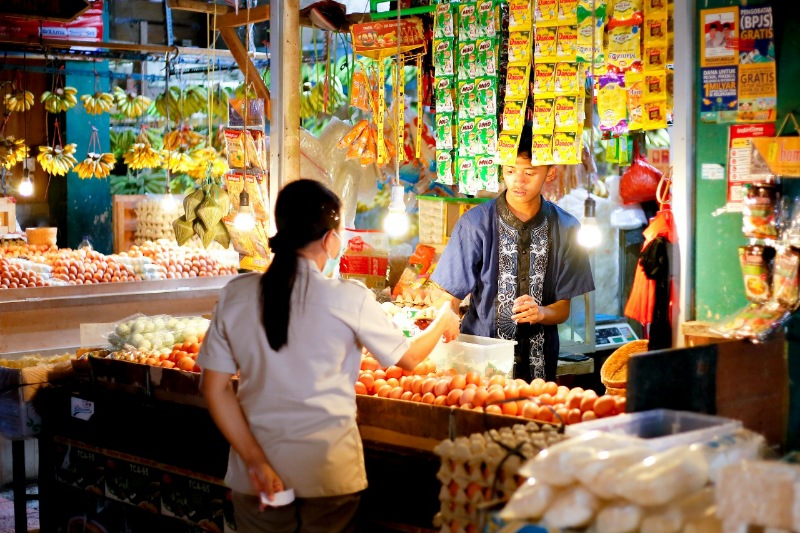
[
  {"left": 577, "top": 196, "right": 601, "bottom": 248},
  {"left": 161, "top": 192, "right": 178, "bottom": 211},
  {"left": 234, "top": 190, "right": 256, "bottom": 231},
  {"left": 383, "top": 185, "right": 409, "bottom": 238},
  {"left": 18, "top": 169, "right": 33, "bottom": 197}
]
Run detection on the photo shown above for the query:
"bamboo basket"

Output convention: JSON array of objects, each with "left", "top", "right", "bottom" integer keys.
[{"left": 600, "top": 339, "right": 649, "bottom": 390}]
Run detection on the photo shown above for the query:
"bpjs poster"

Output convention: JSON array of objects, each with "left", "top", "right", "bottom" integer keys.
[{"left": 700, "top": 4, "right": 776, "bottom": 124}]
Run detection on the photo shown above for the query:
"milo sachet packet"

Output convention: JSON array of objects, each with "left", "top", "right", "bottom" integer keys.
[
  {"left": 533, "top": 63, "right": 556, "bottom": 95},
  {"left": 508, "top": 31, "right": 533, "bottom": 65},
  {"left": 476, "top": 154, "right": 500, "bottom": 193},
  {"left": 458, "top": 41, "right": 479, "bottom": 79},
  {"left": 434, "top": 2, "right": 456, "bottom": 39},
  {"left": 458, "top": 119, "right": 480, "bottom": 156},
  {"left": 476, "top": 0, "right": 499, "bottom": 37},
  {"left": 435, "top": 113, "right": 455, "bottom": 150},
  {"left": 534, "top": 26, "right": 558, "bottom": 63},
  {"left": 496, "top": 133, "right": 522, "bottom": 165},
  {"left": 475, "top": 76, "right": 498, "bottom": 116},
  {"left": 502, "top": 100, "right": 527, "bottom": 132},
  {"left": 456, "top": 156, "right": 478, "bottom": 193},
  {"left": 459, "top": 2, "right": 480, "bottom": 40},
  {"left": 530, "top": 133, "right": 555, "bottom": 165},
  {"left": 436, "top": 150, "right": 455, "bottom": 185},
  {"left": 532, "top": 98, "right": 555, "bottom": 134},
  {"left": 509, "top": 0, "right": 532, "bottom": 31},
  {"left": 475, "top": 115, "right": 499, "bottom": 154},
  {"left": 476, "top": 37, "right": 499, "bottom": 77},
  {"left": 435, "top": 77, "right": 456, "bottom": 113},
  {"left": 434, "top": 39, "right": 456, "bottom": 76},
  {"left": 457, "top": 79, "right": 478, "bottom": 119}
]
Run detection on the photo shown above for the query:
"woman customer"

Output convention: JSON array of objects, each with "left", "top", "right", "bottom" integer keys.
[{"left": 198, "top": 179, "right": 460, "bottom": 533}]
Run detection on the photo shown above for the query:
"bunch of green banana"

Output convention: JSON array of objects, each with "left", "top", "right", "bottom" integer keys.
[
  {"left": 300, "top": 77, "right": 346, "bottom": 120},
  {"left": 0, "top": 136, "right": 29, "bottom": 169},
  {"left": 209, "top": 86, "right": 230, "bottom": 122},
  {"left": 173, "top": 183, "right": 231, "bottom": 248},
  {"left": 180, "top": 85, "right": 208, "bottom": 117},
  {"left": 124, "top": 142, "right": 163, "bottom": 170},
  {"left": 112, "top": 86, "right": 151, "bottom": 119},
  {"left": 110, "top": 129, "right": 137, "bottom": 159},
  {"left": 74, "top": 152, "right": 117, "bottom": 179},
  {"left": 233, "top": 83, "right": 257, "bottom": 100},
  {"left": 41, "top": 87, "right": 78, "bottom": 113},
  {"left": 37, "top": 143, "right": 78, "bottom": 176},
  {"left": 152, "top": 86, "right": 182, "bottom": 120},
  {"left": 81, "top": 91, "right": 115, "bottom": 115},
  {"left": 4, "top": 90, "right": 34, "bottom": 113},
  {"left": 645, "top": 129, "right": 671, "bottom": 148}
]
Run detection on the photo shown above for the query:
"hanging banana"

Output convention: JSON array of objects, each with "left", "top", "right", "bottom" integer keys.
[
  {"left": 0, "top": 136, "right": 29, "bottom": 169},
  {"left": 41, "top": 87, "right": 78, "bottom": 114},
  {"left": 112, "top": 86, "right": 152, "bottom": 119},
  {"left": 80, "top": 91, "right": 115, "bottom": 115},
  {"left": 3, "top": 90, "right": 34, "bottom": 113},
  {"left": 163, "top": 127, "right": 204, "bottom": 151},
  {"left": 124, "top": 142, "right": 163, "bottom": 170},
  {"left": 162, "top": 146, "right": 195, "bottom": 173},
  {"left": 187, "top": 147, "right": 229, "bottom": 180},
  {"left": 37, "top": 143, "right": 78, "bottom": 176},
  {"left": 74, "top": 152, "right": 117, "bottom": 179}
]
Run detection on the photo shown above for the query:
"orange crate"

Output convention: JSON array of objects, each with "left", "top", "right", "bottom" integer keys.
[{"left": 0, "top": 198, "right": 16, "bottom": 234}]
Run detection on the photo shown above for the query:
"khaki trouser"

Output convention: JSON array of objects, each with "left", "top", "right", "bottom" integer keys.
[{"left": 232, "top": 491, "right": 361, "bottom": 533}]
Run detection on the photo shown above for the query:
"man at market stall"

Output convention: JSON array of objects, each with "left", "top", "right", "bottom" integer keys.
[{"left": 430, "top": 123, "right": 595, "bottom": 382}]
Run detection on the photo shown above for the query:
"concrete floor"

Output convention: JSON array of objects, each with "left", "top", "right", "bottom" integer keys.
[{"left": 0, "top": 483, "right": 39, "bottom": 533}]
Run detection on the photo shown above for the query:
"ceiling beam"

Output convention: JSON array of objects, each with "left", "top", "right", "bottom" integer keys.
[
  {"left": 218, "top": 27, "right": 271, "bottom": 119},
  {"left": 214, "top": 5, "right": 270, "bottom": 28},
  {"left": 165, "top": 0, "right": 231, "bottom": 15}
]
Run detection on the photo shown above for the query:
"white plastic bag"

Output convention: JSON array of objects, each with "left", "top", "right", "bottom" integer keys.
[
  {"left": 615, "top": 445, "right": 710, "bottom": 507},
  {"left": 498, "top": 479, "right": 558, "bottom": 522}
]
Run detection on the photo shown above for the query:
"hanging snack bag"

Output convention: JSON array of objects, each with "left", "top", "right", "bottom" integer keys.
[
  {"left": 554, "top": 62, "right": 580, "bottom": 94},
  {"left": 534, "top": 27, "right": 559, "bottom": 63},
  {"left": 435, "top": 113, "right": 455, "bottom": 150},
  {"left": 243, "top": 174, "right": 269, "bottom": 220},
  {"left": 459, "top": 120, "right": 480, "bottom": 156},
  {"left": 739, "top": 245, "right": 774, "bottom": 303},
  {"left": 435, "top": 2, "right": 456, "bottom": 39},
  {"left": 460, "top": 2, "right": 480, "bottom": 40},
  {"left": 477, "top": 0, "right": 499, "bottom": 36},
  {"left": 350, "top": 70, "right": 372, "bottom": 112},
  {"left": 476, "top": 155, "right": 500, "bottom": 192},
  {"left": 534, "top": 0, "right": 558, "bottom": 25},
  {"left": 436, "top": 150, "right": 455, "bottom": 185},
  {"left": 743, "top": 184, "right": 780, "bottom": 240},
  {"left": 533, "top": 63, "right": 556, "bottom": 95},
  {"left": 496, "top": 133, "right": 522, "bottom": 165},
  {"left": 643, "top": 100, "right": 668, "bottom": 130},
  {"left": 508, "top": 31, "right": 533, "bottom": 65},
  {"left": 532, "top": 98, "right": 555, "bottom": 133},
  {"left": 578, "top": 0, "right": 607, "bottom": 21},
  {"left": 531, "top": 133, "right": 555, "bottom": 165},
  {"left": 554, "top": 95, "right": 580, "bottom": 131},
  {"left": 558, "top": 0, "right": 579, "bottom": 24},
  {"left": 553, "top": 131, "right": 580, "bottom": 164},
  {"left": 456, "top": 156, "right": 479, "bottom": 193},
  {"left": 556, "top": 26, "right": 579, "bottom": 62},
  {"left": 643, "top": 71, "right": 667, "bottom": 102},
  {"left": 611, "top": 0, "right": 643, "bottom": 24},
  {"left": 577, "top": 16, "right": 606, "bottom": 69},
  {"left": 458, "top": 79, "right": 478, "bottom": 119},
  {"left": 435, "top": 77, "right": 456, "bottom": 113},
  {"left": 224, "top": 129, "right": 245, "bottom": 168},
  {"left": 643, "top": 0, "right": 668, "bottom": 15},
  {"left": 644, "top": 44, "right": 668, "bottom": 72},
  {"left": 625, "top": 72, "right": 645, "bottom": 130},
  {"left": 503, "top": 100, "right": 527, "bottom": 132},
  {"left": 773, "top": 248, "right": 800, "bottom": 310},
  {"left": 505, "top": 65, "right": 530, "bottom": 100},
  {"left": 644, "top": 13, "right": 668, "bottom": 43},
  {"left": 475, "top": 116, "right": 499, "bottom": 154},
  {"left": 459, "top": 41, "right": 479, "bottom": 79},
  {"left": 476, "top": 77, "right": 498, "bottom": 115},
  {"left": 509, "top": 0, "right": 532, "bottom": 31},
  {"left": 714, "top": 302, "right": 790, "bottom": 342},
  {"left": 476, "top": 37, "right": 499, "bottom": 77},
  {"left": 598, "top": 73, "right": 628, "bottom": 133},
  {"left": 434, "top": 39, "right": 456, "bottom": 76},
  {"left": 607, "top": 25, "right": 642, "bottom": 72}
]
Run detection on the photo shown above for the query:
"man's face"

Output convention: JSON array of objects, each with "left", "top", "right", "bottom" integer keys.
[
  {"left": 723, "top": 28, "right": 731, "bottom": 39},
  {"left": 709, "top": 27, "right": 717, "bottom": 37},
  {"left": 502, "top": 155, "right": 553, "bottom": 204}
]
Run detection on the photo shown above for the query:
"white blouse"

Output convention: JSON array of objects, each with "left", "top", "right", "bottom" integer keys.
[{"left": 197, "top": 259, "right": 409, "bottom": 498}]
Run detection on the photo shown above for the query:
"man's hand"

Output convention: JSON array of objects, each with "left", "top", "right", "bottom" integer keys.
[
  {"left": 511, "top": 295, "right": 542, "bottom": 324},
  {"left": 248, "top": 462, "right": 285, "bottom": 506}
]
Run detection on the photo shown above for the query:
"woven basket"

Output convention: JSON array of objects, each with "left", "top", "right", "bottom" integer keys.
[
  {"left": 600, "top": 339, "right": 649, "bottom": 389},
  {"left": 605, "top": 386, "right": 627, "bottom": 397},
  {"left": 26, "top": 227, "right": 57, "bottom": 246}
]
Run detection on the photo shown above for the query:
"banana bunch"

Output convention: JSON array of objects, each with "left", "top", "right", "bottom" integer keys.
[
  {"left": 80, "top": 91, "right": 115, "bottom": 115},
  {"left": 37, "top": 143, "right": 78, "bottom": 176},
  {"left": 163, "top": 127, "right": 204, "bottom": 151},
  {"left": 124, "top": 142, "right": 163, "bottom": 170},
  {"left": 4, "top": 90, "right": 34, "bottom": 113},
  {"left": 300, "top": 77, "right": 346, "bottom": 120},
  {"left": 187, "top": 147, "right": 229, "bottom": 180},
  {"left": 162, "top": 146, "right": 195, "bottom": 173},
  {"left": 41, "top": 87, "right": 78, "bottom": 114},
  {"left": 0, "top": 136, "right": 29, "bottom": 169},
  {"left": 233, "top": 83, "right": 257, "bottom": 100},
  {"left": 112, "top": 86, "right": 151, "bottom": 119},
  {"left": 74, "top": 152, "right": 117, "bottom": 179},
  {"left": 209, "top": 87, "right": 230, "bottom": 122},
  {"left": 180, "top": 85, "right": 208, "bottom": 117},
  {"left": 645, "top": 128, "right": 671, "bottom": 148},
  {"left": 153, "top": 86, "right": 182, "bottom": 120}
]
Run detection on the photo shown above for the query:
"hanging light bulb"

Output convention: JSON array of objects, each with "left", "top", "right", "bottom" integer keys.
[
  {"left": 161, "top": 192, "right": 178, "bottom": 210},
  {"left": 18, "top": 167, "right": 33, "bottom": 197},
  {"left": 383, "top": 185, "right": 409, "bottom": 238},
  {"left": 234, "top": 189, "right": 256, "bottom": 231},
  {"left": 577, "top": 196, "right": 601, "bottom": 248}
]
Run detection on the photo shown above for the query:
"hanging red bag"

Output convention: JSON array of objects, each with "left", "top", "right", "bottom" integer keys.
[{"left": 619, "top": 139, "right": 663, "bottom": 204}]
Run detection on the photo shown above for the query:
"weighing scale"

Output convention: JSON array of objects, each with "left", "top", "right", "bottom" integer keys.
[{"left": 594, "top": 321, "right": 639, "bottom": 348}]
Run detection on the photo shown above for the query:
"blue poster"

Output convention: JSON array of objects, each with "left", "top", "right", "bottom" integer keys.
[
  {"left": 738, "top": 5, "right": 775, "bottom": 64},
  {"left": 700, "top": 67, "right": 739, "bottom": 123}
]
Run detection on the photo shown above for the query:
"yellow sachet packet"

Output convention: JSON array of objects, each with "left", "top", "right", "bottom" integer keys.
[
  {"left": 556, "top": 25, "right": 579, "bottom": 62},
  {"left": 509, "top": 0, "right": 532, "bottom": 31},
  {"left": 534, "top": 26, "right": 558, "bottom": 63},
  {"left": 533, "top": 63, "right": 556, "bottom": 95},
  {"left": 554, "top": 95, "right": 580, "bottom": 131},
  {"left": 644, "top": 44, "right": 668, "bottom": 71},
  {"left": 625, "top": 71, "right": 645, "bottom": 130},
  {"left": 643, "top": 100, "right": 668, "bottom": 130},
  {"left": 502, "top": 100, "right": 527, "bottom": 132},
  {"left": 532, "top": 98, "right": 555, "bottom": 133},
  {"left": 553, "top": 131, "right": 580, "bottom": 164},
  {"left": 531, "top": 133, "right": 555, "bottom": 165},
  {"left": 535, "top": 0, "right": 558, "bottom": 25},
  {"left": 607, "top": 25, "right": 642, "bottom": 72},
  {"left": 554, "top": 62, "right": 580, "bottom": 94},
  {"left": 643, "top": 71, "right": 667, "bottom": 102},
  {"left": 496, "top": 133, "right": 522, "bottom": 165},
  {"left": 505, "top": 65, "right": 531, "bottom": 100}
]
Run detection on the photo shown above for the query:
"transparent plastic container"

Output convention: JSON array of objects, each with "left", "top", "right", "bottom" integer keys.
[
  {"left": 565, "top": 409, "right": 742, "bottom": 451},
  {"left": 429, "top": 334, "right": 517, "bottom": 378}
]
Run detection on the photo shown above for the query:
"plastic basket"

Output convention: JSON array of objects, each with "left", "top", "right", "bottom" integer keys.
[{"left": 429, "top": 334, "right": 517, "bottom": 378}]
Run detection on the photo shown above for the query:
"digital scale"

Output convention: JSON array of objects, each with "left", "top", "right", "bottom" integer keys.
[{"left": 594, "top": 322, "right": 639, "bottom": 348}]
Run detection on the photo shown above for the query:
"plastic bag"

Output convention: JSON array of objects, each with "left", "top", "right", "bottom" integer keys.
[
  {"left": 498, "top": 479, "right": 558, "bottom": 522},
  {"left": 572, "top": 445, "right": 652, "bottom": 499},
  {"left": 641, "top": 487, "right": 716, "bottom": 533},
  {"left": 711, "top": 301, "right": 790, "bottom": 342},
  {"left": 620, "top": 154, "right": 663, "bottom": 204},
  {"left": 595, "top": 501, "right": 644, "bottom": 533},
  {"left": 542, "top": 485, "right": 600, "bottom": 529},
  {"left": 105, "top": 313, "right": 210, "bottom": 353}
]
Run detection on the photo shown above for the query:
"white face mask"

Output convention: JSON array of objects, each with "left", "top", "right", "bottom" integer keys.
[{"left": 322, "top": 231, "right": 346, "bottom": 278}]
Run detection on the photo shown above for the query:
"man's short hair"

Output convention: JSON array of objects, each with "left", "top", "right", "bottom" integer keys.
[
  {"left": 709, "top": 22, "right": 720, "bottom": 30},
  {"left": 517, "top": 122, "right": 533, "bottom": 159},
  {"left": 722, "top": 22, "right": 732, "bottom": 30}
]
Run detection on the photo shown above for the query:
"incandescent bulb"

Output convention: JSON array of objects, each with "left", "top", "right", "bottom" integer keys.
[
  {"left": 234, "top": 190, "right": 256, "bottom": 231},
  {"left": 161, "top": 192, "right": 178, "bottom": 211},
  {"left": 577, "top": 196, "right": 601, "bottom": 248},
  {"left": 18, "top": 169, "right": 33, "bottom": 197},
  {"left": 383, "top": 185, "right": 409, "bottom": 238}
]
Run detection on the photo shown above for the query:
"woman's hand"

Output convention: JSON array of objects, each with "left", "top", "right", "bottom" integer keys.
[
  {"left": 248, "top": 462, "right": 285, "bottom": 505},
  {"left": 435, "top": 301, "right": 461, "bottom": 342}
]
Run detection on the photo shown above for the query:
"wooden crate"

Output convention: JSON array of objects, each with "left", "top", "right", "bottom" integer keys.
[
  {"left": 112, "top": 194, "right": 147, "bottom": 253},
  {"left": 0, "top": 197, "right": 16, "bottom": 234}
]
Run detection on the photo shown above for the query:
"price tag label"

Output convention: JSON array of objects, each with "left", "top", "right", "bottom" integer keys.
[{"left": 71, "top": 397, "right": 95, "bottom": 421}]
